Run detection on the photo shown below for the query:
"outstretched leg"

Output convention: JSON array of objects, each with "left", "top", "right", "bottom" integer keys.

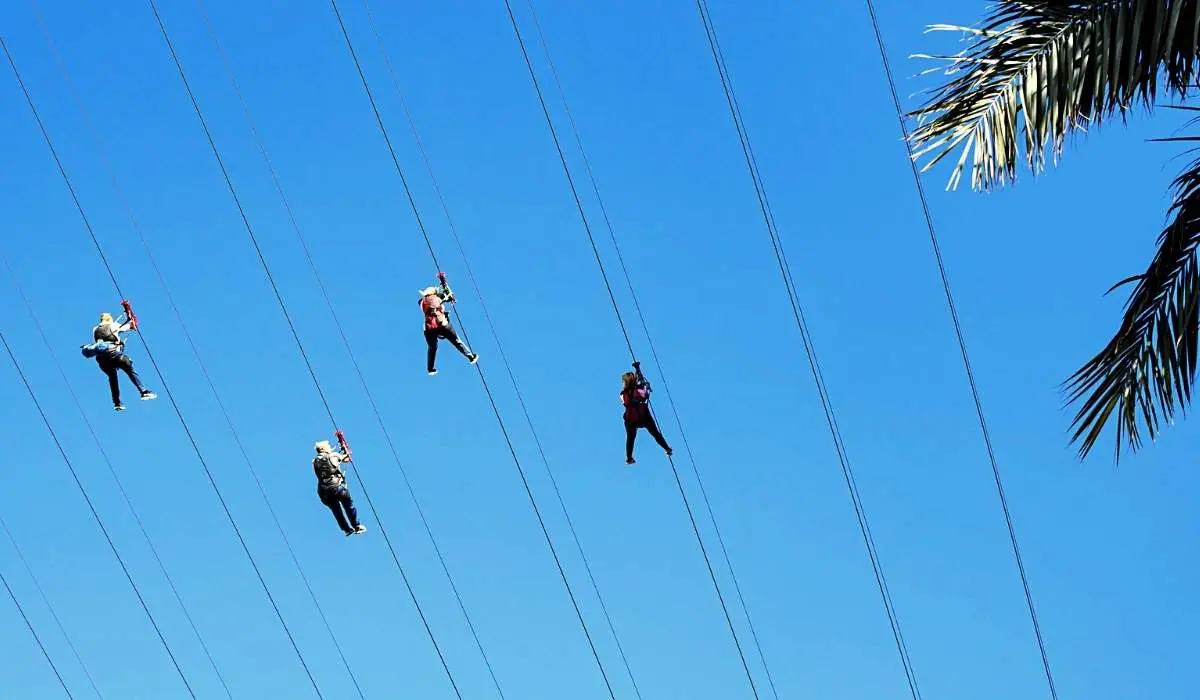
[
  {"left": 116, "top": 355, "right": 153, "bottom": 398},
  {"left": 643, "top": 417, "right": 672, "bottom": 456},
  {"left": 441, "top": 325, "right": 476, "bottom": 363}
]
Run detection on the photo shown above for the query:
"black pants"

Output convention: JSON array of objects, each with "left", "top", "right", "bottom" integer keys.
[
  {"left": 97, "top": 353, "right": 146, "bottom": 406},
  {"left": 425, "top": 325, "right": 471, "bottom": 372},
  {"left": 625, "top": 415, "right": 670, "bottom": 461},
  {"left": 318, "top": 484, "right": 360, "bottom": 534}
]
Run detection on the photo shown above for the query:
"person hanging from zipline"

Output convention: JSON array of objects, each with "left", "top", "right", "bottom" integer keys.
[
  {"left": 621, "top": 362, "right": 672, "bottom": 464},
  {"left": 313, "top": 433, "right": 367, "bottom": 537},
  {"left": 79, "top": 302, "right": 157, "bottom": 412},
  {"left": 419, "top": 272, "right": 478, "bottom": 375}
]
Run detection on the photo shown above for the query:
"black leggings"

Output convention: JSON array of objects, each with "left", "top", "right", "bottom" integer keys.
[
  {"left": 97, "top": 353, "right": 146, "bottom": 406},
  {"left": 625, "top": 416, "right": 670, "bottom": 461},
  {"left": 425, "top": 326, "right": 471, "bottom": 371}
]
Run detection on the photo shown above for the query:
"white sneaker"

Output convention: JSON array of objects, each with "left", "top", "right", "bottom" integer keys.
[
  {"left": 428, "top": 369, "right": 438, "bottom": 376},
  {"left": 141, "top": 391, "right": 157, "bottom": 401}
]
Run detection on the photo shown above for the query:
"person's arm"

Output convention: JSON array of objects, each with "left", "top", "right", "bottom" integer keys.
[{"left": 112, "top": 313, "right": 134, "bottom": 333}]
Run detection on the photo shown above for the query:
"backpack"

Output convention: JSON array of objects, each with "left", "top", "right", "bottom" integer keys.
[
  {"left": 80, "top": 341, "right": 114, "bottom": 359},
  {"left": 314, "top": 453, "right": 344, "bottom": 486}
]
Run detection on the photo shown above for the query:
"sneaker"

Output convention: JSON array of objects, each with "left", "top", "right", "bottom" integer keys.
[
  {"left": 114, "top": 404, "right": 126, "bottom": 412},
  {"left": 353, "top": 525, "right": 367, "bottom": 535},
  {"left": 343, "top": 529, "right": 355, "bottom": 537},
  {"left": 468, "top": 353, "right": 479, "bottom": 364},
  {"left": 141, "top": 391, "right": 157, "bottom": 401},
  {"left": 626, "top": 457, "right": 635, "bottom": 465},
  {"left": 665, "top": 448, "right": 673, "bottom": 457},
  {"left": 428, "top": 369, "right": 438, "bottom": 376}
]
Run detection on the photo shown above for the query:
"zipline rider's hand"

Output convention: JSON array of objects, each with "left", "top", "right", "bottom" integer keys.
[
  {"left": 437, "top": 271, "right": 456, "bottom": 304},
  {"left": 632, "top": 361, "right": 649, "bottom": 388}
]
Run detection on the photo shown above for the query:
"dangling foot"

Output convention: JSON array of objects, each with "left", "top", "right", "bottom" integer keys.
[
  {"left": 114, "top": 403, "right": 126, "bottom": 412},
  {"left": 468, "top": 353, "right": 479, "bottom": 364},
  {"left": 141, "top": 391, "right": 157, "bottom": 401},
  {"left": 428, "top": 368, "right": 438, "bottom": 376},
  {"left": 626, "top": 457, "right": 635, "bottom": 465},
  {"left": 342, "top": 529, "right": 355, "bottom": 537},
  {"left": 665, "top": 448, "right": 673, "bottom": 457},
  {"left": 353, "top": 524, "right": 367, "bottom": 535}
]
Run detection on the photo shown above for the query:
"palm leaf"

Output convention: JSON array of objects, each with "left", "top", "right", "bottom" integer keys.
[
  {"left": 1065, "top": 148, "right": 1200, "bottom": 461},
  {"left": 909, "top": 0, "right": 1200, "bottom": 192}
]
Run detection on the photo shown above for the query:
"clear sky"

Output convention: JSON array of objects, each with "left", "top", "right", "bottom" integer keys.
[{"left": 1, "top": 1, "right": 1197, "bottom": 699}]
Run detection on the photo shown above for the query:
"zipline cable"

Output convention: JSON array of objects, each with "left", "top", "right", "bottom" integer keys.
[
  {"left": 695, "top": 0, "right": 923, "bottom": 694},
  {"left": 0, "top": 517, "right": 101, "bottom": 700},
  {"left": 520, "top": 4, "right": 781, "bottom": 697},
  {"left": 358, "top": 1, "right": 644, "bottom": 697},
  {"left": 192, "top": 1, "right": 504, "bottom": 696},
  {"left": 694, "top": 10, "right": 920, "bottom": 687},
  {"left": 693, "top": 12, "right": 913, "bottom": 666},
  {"left": 26, "top": 4, "right": 367, "bottom": 696},
  {"left": 0, "top": 322, "right": 193, "bottom": 698},
  {"left": 328, "top": 3, "right": 620, "bottom": 698},
  {"left": 500, "top": 3, "right": 764, "bottom": 698},
  {"left": 1, "top": 252, "right": 226, "bottom": 700},
  {"left": 0, "top": 558, "right": 74, "bottom": 699},
  {"left": 3, "top": 30, "right": 323, "bottom": 700},
  {"left": 144, "top": 2, "right": 465, "bottom": 697},
  {"left": 863, "top": 5, "right": 1058, "bottom": 697},
  {"left": 692, "top": 2, "right": 924, "bottom": 697}
]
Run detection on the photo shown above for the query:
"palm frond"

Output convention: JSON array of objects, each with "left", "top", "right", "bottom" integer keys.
[
  {"left": 909, "top": 0, "right": 1200, "bottom": 191},
  {"left": 1065, "top": 149, "right": 1200, "bottom": 462}
]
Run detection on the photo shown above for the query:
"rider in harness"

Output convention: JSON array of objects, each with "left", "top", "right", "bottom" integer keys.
[
  {"left": 620, "top": 362, "right": 672, "bottom": 464},
  {"left": 82, "top": 306, "right": 157, "bottom": 412},
  {"left": 313, "top": 437, "right": 367, "bottom": 537},
  {"left": 419, "top": 272, "right": 478, "bottom": 375}
]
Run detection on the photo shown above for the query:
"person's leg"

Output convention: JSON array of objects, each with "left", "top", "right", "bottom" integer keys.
[
  {"left": 320, "top": 490, "right": 352, "bottom": 533},
  {"left": 337, "top": 490, "right": 361, "bottom": 530},
  {"left": 441, "top": 325, "right": 475, "bottom": 361},
  {"left": 625, "top": 420, "right": 637, "bottom": 463},
  {"left": 644, "top": 417, "right": 672, "bottom": 455},
  {"left": 425, "top": 330, "right": 439, "bottom": 373},
  {"left": 98, "top": 358, "right": 121, "bottom": 407},
  {"left": 117, "top": 355, "right": 150, "bottom": 395}
]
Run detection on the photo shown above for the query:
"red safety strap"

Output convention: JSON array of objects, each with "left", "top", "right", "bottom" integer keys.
[
  {"left": 335, "top": 430, "right": 352, "bottom": 462},
  {"left": 121, "top": 299, "right": 138, "bottom": 331}
]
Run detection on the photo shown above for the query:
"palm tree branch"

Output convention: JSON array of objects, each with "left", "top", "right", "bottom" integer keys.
[
  {"left": 908, "top": 1, "right": 1200, "bottom": 191},
  {"left": 1065, "top": 149, "right": 1200, "bottom": 461}
]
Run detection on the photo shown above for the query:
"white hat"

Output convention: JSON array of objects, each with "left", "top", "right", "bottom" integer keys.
[
  {"left": 314, "top": 440, "right": 332, "bottom": 453},
  {"left": 419, "top": 287, "right": 439, "bottom": 297}
]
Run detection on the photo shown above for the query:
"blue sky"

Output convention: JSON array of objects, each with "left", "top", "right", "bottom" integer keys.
[{"left": 2, "top": 1, "right": 1197, "bottom": 698}]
